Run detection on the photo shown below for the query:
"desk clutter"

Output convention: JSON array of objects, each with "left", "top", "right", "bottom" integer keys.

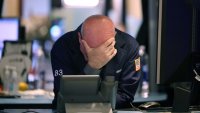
[
  {"left": 18, "top": 89, "right": 54, "bottom": 99},
  {"left": 0, "top": 41, "right": 32, "bottom": 94},
  {"left": 0, "top": 89, "right": 54, "bottom": 99}
]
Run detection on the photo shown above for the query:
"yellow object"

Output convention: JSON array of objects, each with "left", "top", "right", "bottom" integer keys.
[{"left": 18, "top": 82, "right": 28, "bottom": 91}]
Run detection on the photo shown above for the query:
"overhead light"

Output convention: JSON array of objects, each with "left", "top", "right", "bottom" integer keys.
[{"left": 63, "top": 0, "right": 99, "bottom": 7}]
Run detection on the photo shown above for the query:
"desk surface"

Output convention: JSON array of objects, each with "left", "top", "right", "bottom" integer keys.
[
  {"left": 0, "top": 97, "right": 53, "bottom": 109},
  {"left": 0, "top": 89, "right": 53, "bottom": 109},
  {"left": 0, "top": 96, "right": 52, "bottom": 104},
  {"left": 0, "top": 91, "right": 167, "bottom": 109},
  {"left": 134, "top": 92, "right": 167, "bottom": 103}
]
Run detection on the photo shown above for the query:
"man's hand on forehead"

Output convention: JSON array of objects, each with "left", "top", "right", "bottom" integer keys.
[{"left": 80, "top": 37, "right": 117, "bottom": 69}]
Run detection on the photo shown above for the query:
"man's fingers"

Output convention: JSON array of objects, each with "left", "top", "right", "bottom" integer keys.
[
  {"left": 111, "top": 48, "right": 117, "bottom": 57},
  {"left": 105, "top": 40, "right": 115, "bottom": 53},
  {"left": 108, "top": 48, "right": 117, "bottom": 59},
  {"left": 110, "top": 40, "right": 116, "bottom": 49},
  {"left": 109, "top": 39, "right": 115, "bottom": 47},
  {"left": 103, "top": 38, "right": 115, "bottom": 47}
]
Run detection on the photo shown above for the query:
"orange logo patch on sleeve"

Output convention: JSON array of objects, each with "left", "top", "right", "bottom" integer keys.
[{"left": 134, "top": 57, "right": 141, "bottom": 71}]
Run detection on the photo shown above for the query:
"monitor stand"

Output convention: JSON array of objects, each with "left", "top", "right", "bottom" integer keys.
[
  {"left": 65, "top": 102, "right": 112, "bottom": 113},
  {"left": 172, "top": 82, "right": 191, "bottom": 113}
]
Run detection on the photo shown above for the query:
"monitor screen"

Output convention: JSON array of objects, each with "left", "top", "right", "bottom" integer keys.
[
  {"left": 156, "top": 0, "right": 193, "bottom": 85},
  {"left": 0, "top": 18, "right": 20, "bottom": 59},
  {"left": 59, "top": 75, "right": 100, "bottom": 99}
]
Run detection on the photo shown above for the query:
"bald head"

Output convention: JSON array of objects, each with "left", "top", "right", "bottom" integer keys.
[{"left": 81, "top": 15, "right": 115, "bottom": 48}]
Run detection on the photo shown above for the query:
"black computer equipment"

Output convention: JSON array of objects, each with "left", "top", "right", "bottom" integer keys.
[
  {"left": 58, "top": 75, "right": 101, "bottom": 102},
  {"left": 156, "top": 0, "right": 200, "bottom": 112},
  {"left": 57, "top": 75, "right": 118, "bottom": 113},
  {"left": 190, "top": 0, "right": 200, "bottom": 106}
]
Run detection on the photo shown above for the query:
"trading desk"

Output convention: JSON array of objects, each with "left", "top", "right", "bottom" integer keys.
[
  {"left": 2, "top": 91, "right": 199, "bottom": 113},
  {"left": 0, "top": 96, "right": 53, "bottom": 109},
  {"left": 0, "top": 91, "right": 166, "bottom": 109},
  {"left": 0, "top": 89, "right": 53, "bottom": 109}
]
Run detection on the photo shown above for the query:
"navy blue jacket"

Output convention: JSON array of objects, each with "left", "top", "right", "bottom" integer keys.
[{"left": 51, "top": 25, "right": 141, "bottom": 109}]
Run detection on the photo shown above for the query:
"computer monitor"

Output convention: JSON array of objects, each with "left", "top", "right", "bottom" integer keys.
[
  {"left": 156, "top": 0, "right": 193, "bottom": 85},
  {"left": 59, "top": 75, "right": 101, "bottom": 102},
  {"left": 156, "top": 0, "right": 200, "bottom": 112},
  {"left": 57, "top": 75, "right": 117, "bottom": 113},
  {"left": 0, "top": 18, "right": 20, "bottom": 59}
]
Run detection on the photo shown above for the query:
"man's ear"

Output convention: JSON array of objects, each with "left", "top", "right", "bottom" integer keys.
[
  {"left": 78, "top": 32, "right": 88, "bottom": 60},
  {"left": 78, "top": 32, "right": 83, "bottom": 49}
]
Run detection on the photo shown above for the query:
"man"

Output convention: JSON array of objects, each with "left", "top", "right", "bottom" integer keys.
[{"left": 51, "top": 15, "right": 141, "bottom": 109}]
